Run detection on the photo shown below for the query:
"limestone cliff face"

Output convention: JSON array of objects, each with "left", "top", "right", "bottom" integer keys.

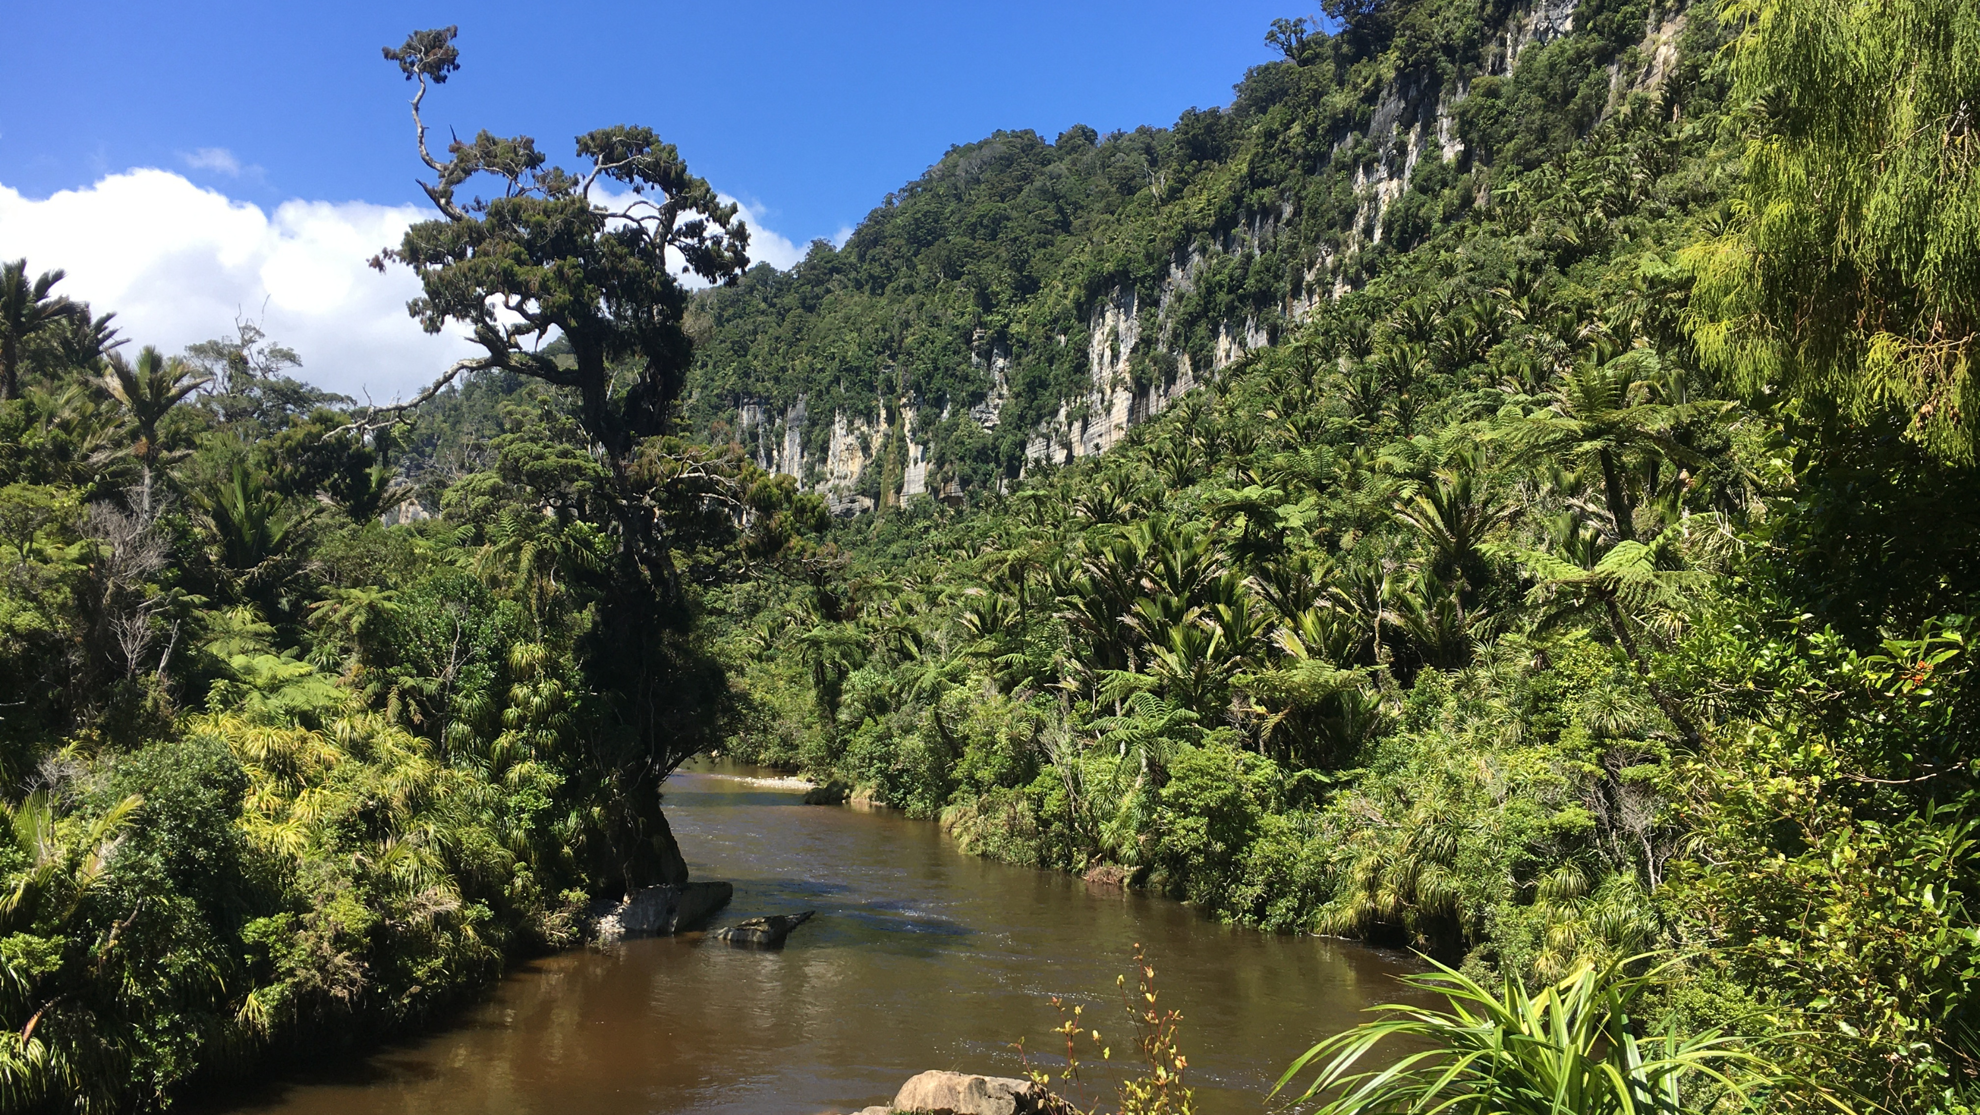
[
  {"left": 1024, "top": 276, "right": 1271, "bottom": 467},
  {"left": 738, "top": 398, "right": 806, "bottom": 478},
  {"left": 820, "top": 410, "right": 880, "bottom": 515},
  {"left": 736, "top": 396, "right": 883, "bottom": 515},
  {"left": 729, "top": 0, "right": 1687, "bottom": 514}
]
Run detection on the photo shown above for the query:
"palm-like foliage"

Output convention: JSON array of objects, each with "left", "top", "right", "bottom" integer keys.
[
  {"left": 17, "top": 382, "right": 127, "bottom": 488},
  {"left": 199, "top": 460, "right": 302, "bottom": 571},
  {"left": 333, "top": 459, "right": 414, "bottom": 523},
  {"left": 0, "top": 260, "right": 80, "bottom": 401},
  {"left": 1530, "top": 868, "right": 1662, "bottom": 982},
  {"left": 1394, "top": 458, "right": 1509, "bottom": 599},
  {"left": 1151, "top": 434, "right": 1204, "bottom": 489},
  {"left": 0, "top": 792, "right": 143, "bottom": 938},
  {"left": 1396, "top": 569, "right": 1477, "bottom": 670},
  {"left": 474, "top": 512, "right": 605, "bottom": 629},
  {"left": 1145, "top": 620, "right": 1232, "bottom": 713},
  {"left": 194, "top": 460, "right": 312, "bottom": 611},
  {"left": 101, "top": 345, "right": 210, "bottom": 510},
  {"left": 1493, "top": 348, "right": 1718, "bottom": 543},
  {"left": 1367, "top": 342, "right": 1435, "bottom": 433},
  {"left": 793, "top": 617, "right": 869, "bottom": 721},
  {"left": 0, "top": 791, "right": 143, "bottom": 1108},
  {"left": 210, "top": 708, "right": 502, "bottom": 1026},
  {"left": 100, "top": 346, "right": 209, "bottom": 464},
  {"left": 1055, "top": 532, "right": 1150, "bottom": 674},
  {"left": 1074, "top": 471, "right": 1142, "bottom": 525},
  {"left": 1509, "top": 516, "right": 1707, "bottom": 745},
  {"left": 1315, "top": 788, "right": 1469, "bottom": 950},
  {"left": 56, "top": 308, "right": 122, "bottom": 372},
  {"left": 1274, "top": 958, "right": 1827, "bottom": 1115},
  {"left": 958, "top": 587, "right": 1023, "bottom": 646}
]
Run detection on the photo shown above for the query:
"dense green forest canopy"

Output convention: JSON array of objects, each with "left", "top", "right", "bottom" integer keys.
[
  {"left": 0, "top": 0, "right": 1977, "bottom": 1111},
  {"left": 681, "top": 0, "right": 1719, "bottom": 498}
]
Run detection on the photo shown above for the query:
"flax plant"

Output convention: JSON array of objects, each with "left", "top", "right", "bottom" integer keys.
[{"left": 1272, "top": 958, "right": 1842, "bottom": 1115}]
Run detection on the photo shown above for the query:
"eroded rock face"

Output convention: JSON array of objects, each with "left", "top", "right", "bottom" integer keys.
[
  {"left": 890, "top": 1071, "right": 1047, "bottom": 1115},
  {"left": 590, "top": 881, "right": 733, "bottom": 945}
]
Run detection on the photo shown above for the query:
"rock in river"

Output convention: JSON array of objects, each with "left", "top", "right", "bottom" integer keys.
[
  {"left": 714, "top": 910, "right": 814, "bottom": 948},
  {"left": 802, "top": 781, "right": 851, "bottom": 805},
  {"left": 887, "top": 1071, "right": 1050, "bottom": 1115},
  {"left": 590, "top": 881, "right": 733, "bottom": 946}
]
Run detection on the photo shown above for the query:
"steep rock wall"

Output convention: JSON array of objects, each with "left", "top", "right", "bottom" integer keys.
[{"left": 733, "top": 0, "right": 1690, "bottom": 512}]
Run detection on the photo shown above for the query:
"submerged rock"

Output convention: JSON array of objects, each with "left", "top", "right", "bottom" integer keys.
[
  {"left": 590, "top": 881, "right": 733, "bottom": 946},
  {"left": 714, "top": 910, "right": 814, "bottom": 948},
  {"left": 802, "top": 781, "right": 851, "bottom": 805},
  {"left": 889, "top": 1071, "right": 1049, "bottom": 1115}
]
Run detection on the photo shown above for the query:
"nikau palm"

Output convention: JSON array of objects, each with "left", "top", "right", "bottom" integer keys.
[
  {"left": 0, "top": 260, "right": 81, "bottom": 401},
  {"left": 101, "top": 345, "right": 211, "bottom": 511}
]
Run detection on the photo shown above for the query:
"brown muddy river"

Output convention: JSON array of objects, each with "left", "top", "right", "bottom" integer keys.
[{"left": 205, "top": 764, "right": 1417, "bottom": 1115}]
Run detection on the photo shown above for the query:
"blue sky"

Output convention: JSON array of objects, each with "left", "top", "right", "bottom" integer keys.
[
  {"left": 0, "top": 1, "right": 1300, "bottom": 396},
  {"left": 8, "top": 1, "right": 1295, "bottom": 244}
]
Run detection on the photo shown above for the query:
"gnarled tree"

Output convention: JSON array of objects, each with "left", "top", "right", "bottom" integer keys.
[{"left": 373, "top": 25, "right": 752, "bottom": 893}]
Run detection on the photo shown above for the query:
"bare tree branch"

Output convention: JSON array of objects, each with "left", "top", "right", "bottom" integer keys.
[
  {"left": 327, "top": 355, "right": 495, "bottom": 438},
  {"left": 408, "top": 74, "right": 468, "bottom": 222},
  {"left": 581, "top": 155, "right": 644, "bottom": 198}
]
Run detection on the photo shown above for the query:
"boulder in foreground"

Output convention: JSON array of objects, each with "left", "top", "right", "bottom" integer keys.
[{"left": 889, "top": 1070, "right": 1049, "bottom": 1115}]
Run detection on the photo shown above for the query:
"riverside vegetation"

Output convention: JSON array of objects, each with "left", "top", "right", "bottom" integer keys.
[{"left": 0, "top": 0, "right": 1976, "bottom": 1112}]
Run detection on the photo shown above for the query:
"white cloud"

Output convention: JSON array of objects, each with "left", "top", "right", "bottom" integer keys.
[
  {"left": 0, "top": 170, "right": 813, "bottom": 403},
  {"left": 180, "top": 147, "right": 244, "bottom": 176},
  {"left": 0, "top": 169, "right": 476, "bottom": 401},
  {"left": 727, "top": 197, "right": 805, "bottom": 271}
]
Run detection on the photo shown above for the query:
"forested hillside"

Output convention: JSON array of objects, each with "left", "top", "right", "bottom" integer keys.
[
  {"left": 705, "top": 0, "right": 1980, "bottom": 1109},
  {"left": 684, "top": 0, "right": 1707, "bottom": 509}
]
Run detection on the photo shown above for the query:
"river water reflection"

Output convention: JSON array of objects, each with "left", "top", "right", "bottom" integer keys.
[{"left": 206, "top": 764, "right": 1418, "bottom": 1115}]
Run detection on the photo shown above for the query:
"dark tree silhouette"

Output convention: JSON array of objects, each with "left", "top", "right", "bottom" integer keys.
[{"left": 371, "top": 26, "right": 755, "bottom": 893}]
